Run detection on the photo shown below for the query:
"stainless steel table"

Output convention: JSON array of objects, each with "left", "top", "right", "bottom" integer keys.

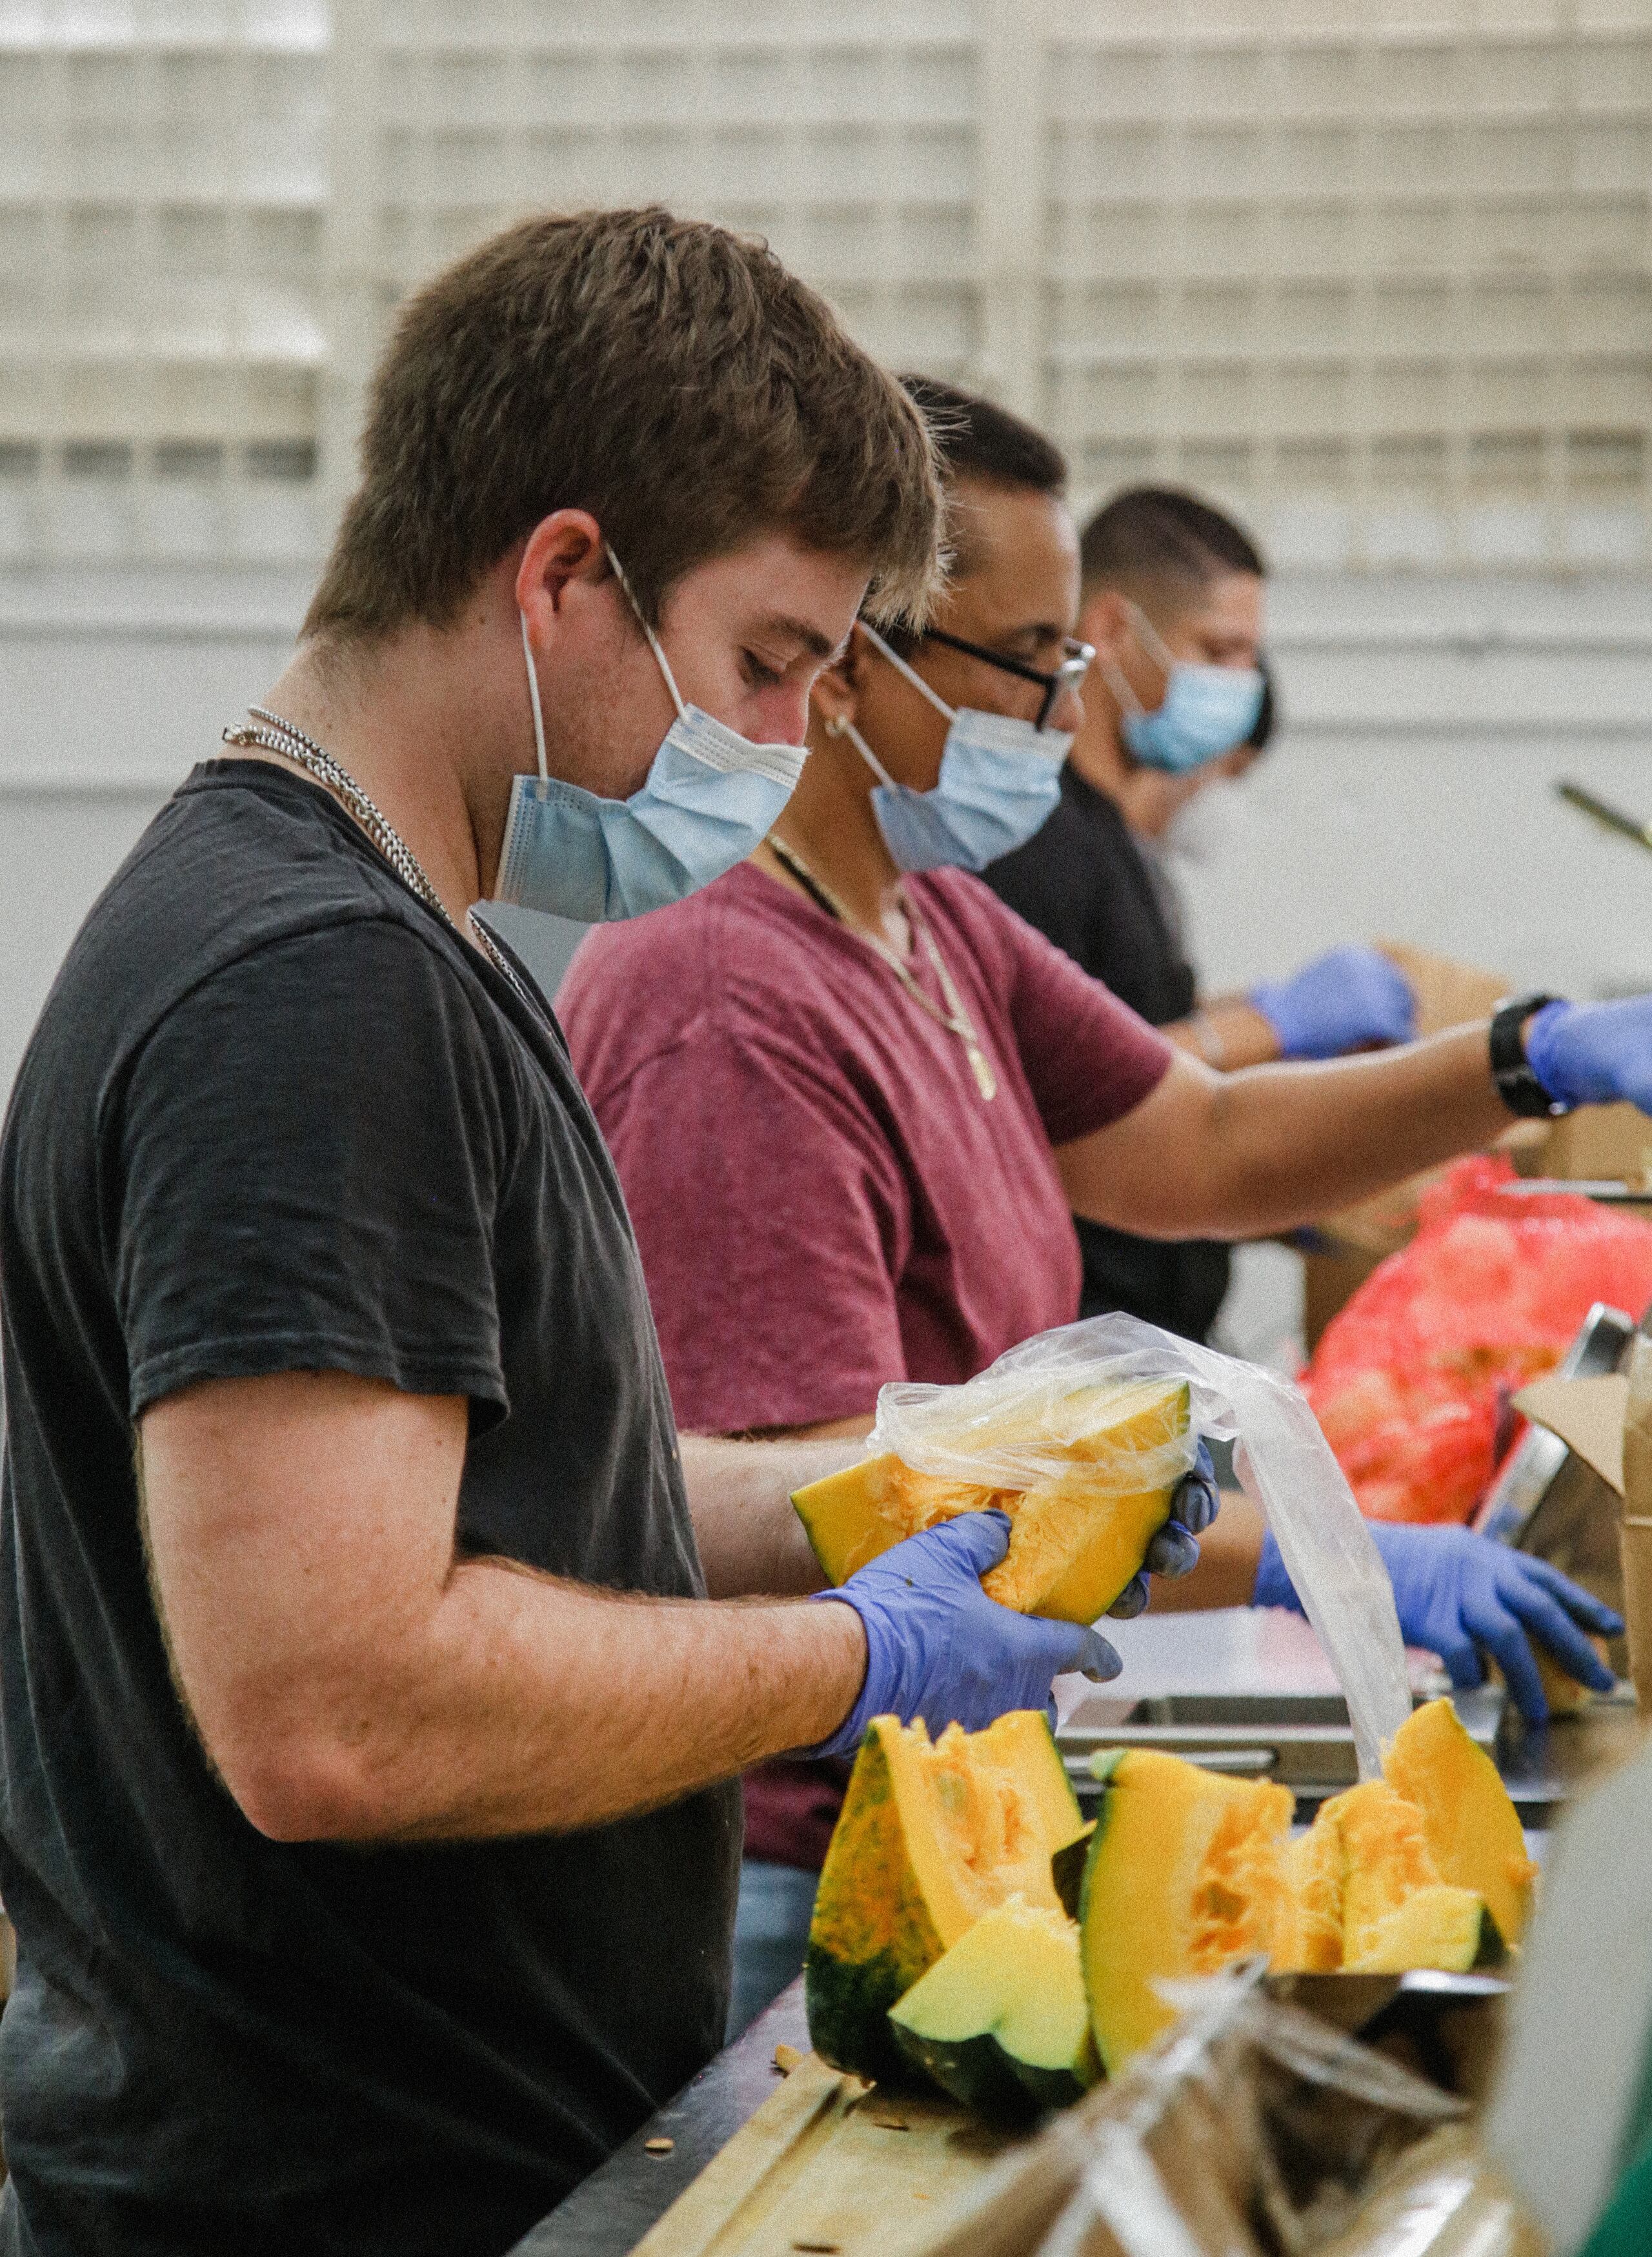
[{"left": 509, "top": 1984, "right": 809, "bottom": 2256}]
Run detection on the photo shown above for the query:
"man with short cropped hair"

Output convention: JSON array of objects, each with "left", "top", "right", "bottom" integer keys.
[
  {"left": 987, "top": 485, "right": 1416, "bottom": 1342},
  {"left": 0, "top": 211, "right": 1149, "bottom": 2256}
]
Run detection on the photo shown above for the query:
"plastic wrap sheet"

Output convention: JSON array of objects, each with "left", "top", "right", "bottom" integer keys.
[
  {"left": 914, "top": 1967, "right": 1539, "bottom": 2257},
  {"left": 871, "top": 1315, "right": 1411, "bottom": 1779}
]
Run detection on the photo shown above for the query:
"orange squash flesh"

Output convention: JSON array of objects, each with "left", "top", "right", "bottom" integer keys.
[
  {"left": 1383, "top": 1696, "right": 1538, "bottom": 1945},
  {"left": 1078, "top": 1750, "right": 1295, "bottom": 2071},
  {"left": 791, "top": 1377, "right": 1191, "bottom": 1626},
  {"left": 1081, "top": 1699, "right": 1529, "bottom": 2070}
]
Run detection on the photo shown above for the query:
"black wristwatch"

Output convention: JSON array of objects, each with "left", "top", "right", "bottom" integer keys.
[{"left": 1489, "top": 991, "right": 1569, "bottom": 1118}]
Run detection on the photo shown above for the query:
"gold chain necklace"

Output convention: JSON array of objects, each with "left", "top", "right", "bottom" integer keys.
[{"left": 765, "top": 835, "right": 998, "bottom": 1101}]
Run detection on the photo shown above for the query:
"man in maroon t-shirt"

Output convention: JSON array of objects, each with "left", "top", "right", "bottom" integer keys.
[{"left": 559, "top": 378, "right": 1631, "bottom": 2031}]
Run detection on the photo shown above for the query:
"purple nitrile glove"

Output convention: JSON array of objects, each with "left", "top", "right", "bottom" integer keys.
[
  {"left": 1524, "top": 995, "right": 1652, "bottom": 1114},
  {"left": 1251, "top": 946, "right": 1416, "bottom": 1060},
  {"left": 801, "top": 1512, "right": 1122, "bottom": 1761},
  {"left": 1254, "top": 1520, "right": 1622, "bottom": 1726},
  {"left": 1103, "top": 1437, "right": 1221, "bottom": 1623}
]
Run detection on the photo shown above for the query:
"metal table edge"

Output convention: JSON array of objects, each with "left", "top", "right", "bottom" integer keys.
[{"left": 509, "top": 1982, "right": 811, "bottom": 2256}]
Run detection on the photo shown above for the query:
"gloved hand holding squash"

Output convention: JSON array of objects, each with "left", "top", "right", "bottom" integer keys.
[{"left": 799, "top": 1435, "right": 1218, "bottom": 1761}]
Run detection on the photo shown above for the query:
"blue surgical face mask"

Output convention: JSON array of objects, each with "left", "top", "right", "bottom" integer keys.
[
  {"left": 1107, "top": 602, "right": 1264, "bottom": 775},
  {"left": 494, "top": 553, "right": 808, "bottom": 922},
  {"left": 844, "top": 625, "right": 1070, "bottom": 875}
]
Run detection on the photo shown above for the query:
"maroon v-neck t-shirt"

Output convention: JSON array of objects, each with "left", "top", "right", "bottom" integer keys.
[{"left": 558, "top": 860, "right": 1173, "bottom": 1864}]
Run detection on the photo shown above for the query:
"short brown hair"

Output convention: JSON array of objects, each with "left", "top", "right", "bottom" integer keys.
[{"left": 305, "top": 207, "right": 943, "bottom": 642}]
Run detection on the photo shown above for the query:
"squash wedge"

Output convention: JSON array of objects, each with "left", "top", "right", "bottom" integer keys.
[
  {"left": 805, "top": 1711, "right": 1085, "bottom": 2084},
  {"left": 1384, "top": 1697, "right": 1538, "bottom": 1945},
  {"left": 792, "top": 1375, "right": 1191, "bottom": 1624},
  {"left": 888, "top": 1896, "right": 1098, "bottom": 2121}
]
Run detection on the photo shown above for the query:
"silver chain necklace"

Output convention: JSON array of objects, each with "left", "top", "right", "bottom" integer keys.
[{"left": 221, "top": 705, "right": 538, "bottom": 1015}]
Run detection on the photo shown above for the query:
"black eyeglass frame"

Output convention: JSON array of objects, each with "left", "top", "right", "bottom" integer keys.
[{"left": 917, "top": 627, "right": 1095, "bottom": 732}]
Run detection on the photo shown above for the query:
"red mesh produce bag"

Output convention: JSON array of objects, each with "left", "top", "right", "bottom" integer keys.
[{"left": 1304, "top": 1154, "right": 1652, "bottom": 1524}]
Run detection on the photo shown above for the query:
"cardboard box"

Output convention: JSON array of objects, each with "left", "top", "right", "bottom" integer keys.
[{"left": 1515, "top": 1352, "right": 1652, "bottom": 1713}]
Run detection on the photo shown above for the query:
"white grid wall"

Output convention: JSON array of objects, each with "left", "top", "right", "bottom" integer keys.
[
  {"left": 3, "top": 0, "right": 1649, "bottom": 573},
  {"left": 1, "top": 0, "right": 328, "bottom": 563},
  {"left": 1044, "top": 2, "right": 1652, "bottom": 569}
]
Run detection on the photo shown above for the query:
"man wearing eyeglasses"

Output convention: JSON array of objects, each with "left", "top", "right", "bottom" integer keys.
[{"left": 557, "top": 372, "right": 1647, "bottom": 2031}]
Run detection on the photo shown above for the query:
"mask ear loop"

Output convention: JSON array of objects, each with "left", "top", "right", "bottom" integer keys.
[
  {"left": 856, "top": 621, "right": 958, "bottom": 725},
  {"left": 1098, "top": 653, "right": 1149, "bottom": 720},
  {"left": 829, "top": 711, "right": 901, "bottom": 793},
  {"left": 1123, "top": 598, "right": 1178, "bottom": 674},
  {"left": 607, "top": 545, "right": 689, "bottom": 723},
  {"left": 1102, "top": 600, "right": 1174, "bottom": 722},
  {"left": 519, "top": 608, "right": 549, "bottom": 783}
]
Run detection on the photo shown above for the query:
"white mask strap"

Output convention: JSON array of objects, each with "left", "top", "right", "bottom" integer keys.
[
  {"left": 856, "top": 622, "right": 958, "bottom": 724},
  {"left": 1099, "top": 653, "right": 1149, "bottom": 720},
  {"left": 519, "top": 607, "right": 549, "bottom": 783},
  {"left": 608, "top": 544, "right": 689, "bottom": 723},
  {"left": 840, "top": 714, "right": 900, "bottom": 793},
  {"left": 1124, "top": 598, "right": 1176, "bottom": 679}
]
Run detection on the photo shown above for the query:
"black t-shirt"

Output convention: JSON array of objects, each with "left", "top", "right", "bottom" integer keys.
[
  {"left": 985, "top": 766, "right": 1231, "bottom": 1344},
  {"left": 0, "top": 762, "right": 740, "bottom": 2257}
]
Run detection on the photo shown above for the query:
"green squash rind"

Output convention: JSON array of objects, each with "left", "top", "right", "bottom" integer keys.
[
  {"left": 887, "top": 2022, "right": 1096, "bottom": 2124},
  {"left": 1051, "top": 1820, "right": 1096, "bottom": 1921},
  {"left": 806, "top": 1942, "right": 929, "bottom": 2089},
  {"left": 1474, "top": 1908, "right": 1509, "bottom": 1969},
  {"left": 804, "top": 1724, "right": 947, "bottom": 2083},
  {"left": 1076, "top": 1759, "right": 1134, "bottom": 2076}
]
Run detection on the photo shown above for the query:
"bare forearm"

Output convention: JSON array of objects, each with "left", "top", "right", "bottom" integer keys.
[
  {"left": 1200, "top": 1026, "right": 1509, "bottom": 1235},
  {"left": 1062, "top": 1029, "right": 1511, "bottom": 1242},
  {"left": 251, "top": 1565, "right": 866, "bottom": 1843},
  {"left": 142, "top": 1375, "right": 870, "bottom": 1850},
  {"left": 680, "top": 1430, "right": 869, "bottom": 1598}
]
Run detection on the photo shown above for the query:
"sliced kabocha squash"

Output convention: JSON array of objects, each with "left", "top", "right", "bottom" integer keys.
[
  {"left": 1078, "top": 1749, "right": 1296, "bottom": 2073},
  {"left": 1383, "top": 1697, "right": 1538, "bottom": 1946},
  {"left": 806, "top": 1711, "right": 1087, "bottom": 2084},
  {"left": 1325, "top": 1781, "right": 1445, "bottom": 1963},
  {"left": 1273, "top": 1815, "right": 1345, "bottom": 1974},
  {"left": 1078, "top": 1710, "right": 1529, "bottom": 2071},
  {"left": 791, "top": 1376, "right": 1191, "bottom": 1624},
  {"left": 1298, "top": 1777, "right": 1506, "bottom": 1972},
  {"left": 887, "top": 1896, "right": 1099, "bottom": 2122},
  {"left": 1344, "top": 1885, "right": 1504, "bottom": 1975}
]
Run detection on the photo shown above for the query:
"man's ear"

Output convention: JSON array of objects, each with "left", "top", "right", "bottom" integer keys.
[
  {"left": 1078, "top": 587, "right": 1134, "bottom": 663},
  {"left": 514, "top": 510, "right": 610, "bottom": 645},
  {"left": 810, "top": 643, "right": 862, "bottom": 733}
]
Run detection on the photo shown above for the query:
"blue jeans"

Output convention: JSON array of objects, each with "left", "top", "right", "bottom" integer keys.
[{"left": 726, "top": 1859, "right": 818, "bottom": 2042}]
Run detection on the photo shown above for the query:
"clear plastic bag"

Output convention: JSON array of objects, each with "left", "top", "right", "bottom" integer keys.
[
  {"left": 870, "top": 1314, "right": 1412, "bottom": 1780},
  {"left": 917, "top": 1965, "right": 1537, "bottom": 2257}
]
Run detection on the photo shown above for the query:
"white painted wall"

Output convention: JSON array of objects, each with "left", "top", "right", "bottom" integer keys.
[
  {"left": 1185, "top": 572, "right": 1652, "bottom": 1003},
  {"left": 5, "top": 563, "right": 1651, "bottom": 1109}
]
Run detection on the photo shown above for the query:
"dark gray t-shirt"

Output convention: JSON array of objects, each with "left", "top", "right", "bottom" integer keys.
[{"left": 0, "top": 760, "right": 740, "bottom": 2256}]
